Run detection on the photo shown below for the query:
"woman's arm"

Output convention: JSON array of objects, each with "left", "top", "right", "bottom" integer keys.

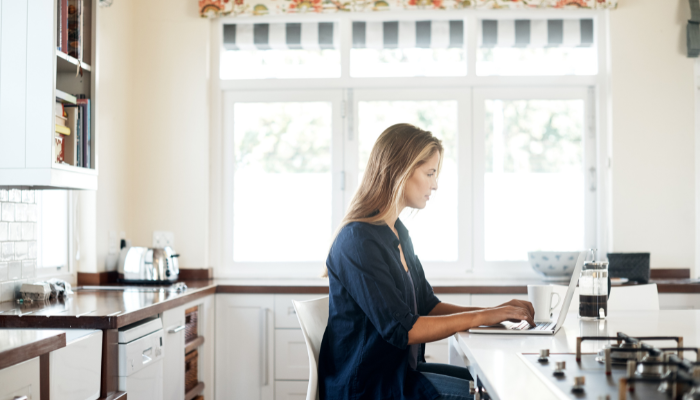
[{"left": 407, "top": 305, "right": 536, "bottom": 345}]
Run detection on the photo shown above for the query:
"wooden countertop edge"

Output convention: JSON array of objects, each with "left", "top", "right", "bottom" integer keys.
[
  {"left": 0, "top": 332, "right": 66, "bottom": 370},
  {"left": 114, "top": 286, "right": 217, "bottom": 328}
]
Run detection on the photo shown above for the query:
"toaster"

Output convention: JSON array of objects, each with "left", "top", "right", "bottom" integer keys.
[{"left": 117, "top": 246, "right": 180, "bottom": 283}]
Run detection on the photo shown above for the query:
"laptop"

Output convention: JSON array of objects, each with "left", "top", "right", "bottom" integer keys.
[{"left": 468, "top": 251, "right": 585, "bottom": 335}]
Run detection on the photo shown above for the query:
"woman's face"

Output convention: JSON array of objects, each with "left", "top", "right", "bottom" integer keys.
[{"left": 404, "top": 151, "right": 440, "bottom": 210}]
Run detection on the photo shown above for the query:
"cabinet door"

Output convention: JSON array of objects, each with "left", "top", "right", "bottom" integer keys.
[
  {"left": 275, "top": 381, "right": 308, "bottom": 400},
  {"left": 50, "top": 330, "right": 103, "bottom": 400},
  {"left": 0, "top": 357, "right": 41, "bottom": 400},
  {"left": 275, "top": 329, "right": 310, "bottom": 380},
  {"left": 163, "top": 304, "right": 186, "bottom": 400},
  {"left": 187, "top": 295, "right": 214, "bottom": 400},
  {"left": 216, "top": 294, "right": 274, "bottom": 400}
]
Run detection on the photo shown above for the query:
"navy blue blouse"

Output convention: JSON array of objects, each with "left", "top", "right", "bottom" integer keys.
[{"left": 319, "top": 219, "right": 442, "bottom": 400}]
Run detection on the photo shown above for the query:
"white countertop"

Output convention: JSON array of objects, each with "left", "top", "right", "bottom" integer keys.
[{"left": 452, "top": 310, "right": 700, "bottom": 400}]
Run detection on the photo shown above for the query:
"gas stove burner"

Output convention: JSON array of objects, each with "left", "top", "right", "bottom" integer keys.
[
  {"left": 636, "top": 353, "right": 665, "bottom": 378},
  {"left": 595, "top": 342, "right": 640, "bottom": 365}
]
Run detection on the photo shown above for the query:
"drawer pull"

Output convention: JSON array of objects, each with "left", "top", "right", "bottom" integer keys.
[
  {"left": 13, "top": 396, "right": 28, "bottom": 400},
  {"left": 288, "top": 307, "right": 296, "bottom": 315},
  {"left": 169, "top": 325, "right": 185, "bottom": 334}
]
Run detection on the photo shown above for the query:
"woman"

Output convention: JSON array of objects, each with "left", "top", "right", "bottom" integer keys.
[{"left": 319, "top": 123, "right": 535, "bottom": 400}]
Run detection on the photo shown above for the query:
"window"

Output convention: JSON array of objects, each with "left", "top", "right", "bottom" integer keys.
[{"left": 216, "top": 13, "right": 605, "bottom": 278}]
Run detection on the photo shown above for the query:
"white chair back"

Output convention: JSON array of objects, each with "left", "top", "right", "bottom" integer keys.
[
  {"left": 292, "top": 296, "right": 329, "bottom": 400},
  {"left": 608, "top": 284, "right": 659, "bottom": 311}
]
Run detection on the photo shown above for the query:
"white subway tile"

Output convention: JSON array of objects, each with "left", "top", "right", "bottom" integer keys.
[
  {"left": 27, "top": 191, "right": 34, "bottom": 204},
  {"left": 15, "top": 242, "right": 27, "bottom": 260},
  {"left": 0, "top": 262, "right": 7, "bottom": 281},
  {"left": 26, "top": 204, "right": 37, "bottom": 222},
  {"left": 21, "top": 260, "right": 35, "bottom": 278},
  {"left": 0, "top": 222, "right": 7, "bottom": 241},
  {"left": 8, "top": 223, "right": 21, "bottom": 241},
  {"left": 0, "top": 189, "right": 7, "bottom": 201},
  {"left": 1, "top": 243, "right": 13, "bottom": 261},
  {"left": 21, "top": 223, "right": 34, "bottom": 241},
  {"left": 15, "top": 203, "right": 27, "bottom": 222},
  {"left": 8, "top": 261, "right": 21, "bottom": 280},
  {"left": 28, "top": 241, "right": 37, "bottom": 259},
  {"left": 21, "top": 190, "right": 30, "bottom": 203},
  {"left": 10, "top": 189, "right": 21, "bottom": 203},
  {"left": 1, "top": 203, "right": 14, "bottom": 222}
]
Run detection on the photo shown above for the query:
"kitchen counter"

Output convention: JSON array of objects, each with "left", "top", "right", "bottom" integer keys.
[
  {"left": 0, "top": 277, "right": 697, "bottom": 329},
  {"left": 0, "top": 329, "right": 65, "bottom": 370}
]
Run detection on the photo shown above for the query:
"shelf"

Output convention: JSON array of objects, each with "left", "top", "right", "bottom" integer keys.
[
  {"left": 0, "top": 166, "right": 97, "bottom": 190},
  {"left": 185, "top": 336, "right": 205, "bottom": 355},
  {"left": 185, "top": 382, "right": 205, "bottom": 400},
  {"left": 56, "top": 51, "right": 92, "bottom": 73},
  {"left": 52, "top": 162, "right": 97, "bottom": 175}
]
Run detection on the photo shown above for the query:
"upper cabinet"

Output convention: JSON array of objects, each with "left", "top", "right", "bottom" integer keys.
[{"left": 0, "top": 0, "right": 97, "bottom": 190}]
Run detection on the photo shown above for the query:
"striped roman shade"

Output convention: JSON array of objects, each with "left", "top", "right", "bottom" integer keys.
[
  {"left": 223, "top": 22, "right": 337, "bottom": 50},
  {"left": 352, "top": 21, "right": 464, "bottom": 49},
  {"left": 480, "top": 19, "right": 594, "bottom": 48}
]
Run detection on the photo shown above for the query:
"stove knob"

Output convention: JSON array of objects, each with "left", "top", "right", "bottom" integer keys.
[
  {"left": 571, "top": 376, "right": 585, "bottom": 393},
  {"left": 539, "top": 349, "right": 550, "bottom": 362}
]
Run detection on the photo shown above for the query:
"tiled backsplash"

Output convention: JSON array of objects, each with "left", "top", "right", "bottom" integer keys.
[{"left": 0, "top": 188, "right": 38, "bottom": 303}]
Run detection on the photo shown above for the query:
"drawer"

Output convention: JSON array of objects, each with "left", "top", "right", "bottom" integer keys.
[
  {"left": 0, "top": 357, "right": 40, "bottom": 400},
  {"left": 275, "top": 294, "right": 326, "bottom": 329},
  {"left": 275, "top": 380, "right": 309, "bottom": 400},
  {"left": 470, "top": 294, "right": 528, "bottom": 307},
  {"left": 424, "top": 338, "right": 449, "bottom": 364},
  {"left": 275, "top": 329, "right": 310, "bottom": 380}
]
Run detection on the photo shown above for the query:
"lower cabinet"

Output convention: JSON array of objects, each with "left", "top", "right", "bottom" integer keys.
[
  {"left": 0, "top": 357, "right": 40, "bottom": 400},
  {"left": 50, "top": 330, "right": 103, "bottom": 400},
  {"left": 659, "top": 293, "right": 700, "bottom": 309},
  {"left": 216, "top": 294, "right": 275, "bottom": 400},
  {"left": 275, "top": 381, "right": 309, "bottom": 400}
]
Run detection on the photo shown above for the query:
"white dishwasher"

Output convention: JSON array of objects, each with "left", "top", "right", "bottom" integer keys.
[{"left": 118, "top": 318, "right": 165, "bottom": 400}]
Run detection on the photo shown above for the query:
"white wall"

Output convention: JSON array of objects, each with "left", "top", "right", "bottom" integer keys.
[
  {"left": 95, "top": 0, "right": 134, "bottom": 273},
  {"left": 609, "top": 0, "right": 696, "bottom": 271}
]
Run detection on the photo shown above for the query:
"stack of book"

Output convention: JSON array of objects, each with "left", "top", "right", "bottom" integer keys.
[{"left": 55, "top": 89, "right": 91, "bottom": 168}]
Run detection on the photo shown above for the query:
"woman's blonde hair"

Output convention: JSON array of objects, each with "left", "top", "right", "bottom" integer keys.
[{"left": 322, "top": 123, "right": 443, "bottom": 277}]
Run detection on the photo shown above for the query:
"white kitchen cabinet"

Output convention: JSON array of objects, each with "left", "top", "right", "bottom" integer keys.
[
  {"left": 0, "top": 0, "right": 98, "bottom": 189},
  {"left": 162, "top": 295, "right": 214, "bottom": 400},
  {"left": 0, "top": 357, "right": 40, "bottom": 400},
  {"left": 50, "top": 330, "right": 102, "bottom": 400},
  {"left": 275, "top": 294, "right": 323, "bottom": 329},
  {"left": 163, "top": 304, "right": 186, "bottom": 400},
  {"left": 275, "top": 329, "right": 310, "bottom": 380},
  {"left": 216, "top": 294, "right": 275, "bottom": 400},
  {"left": 659, "top": 293, "right": 700, "bottom": 310},
  {"left": 275, "top": 381, "right": 309, "bottom": 400}
]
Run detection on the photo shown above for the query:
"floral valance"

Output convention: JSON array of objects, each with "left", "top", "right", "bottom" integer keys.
[{"left": 200, "top": 0, "right": 617, "bottom": 18}]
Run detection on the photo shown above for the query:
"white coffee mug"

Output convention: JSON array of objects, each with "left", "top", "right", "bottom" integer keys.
[{"left": 527, "top": 285, "right": 561, "bottom": 323}]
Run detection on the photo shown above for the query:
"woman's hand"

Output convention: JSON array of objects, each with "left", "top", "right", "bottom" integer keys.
[
  {"left": 495, "top": 299, "right": 535, "bottom": 319},
  {"left": 476, "top": 304, "right": 535, "bottom": 328}
]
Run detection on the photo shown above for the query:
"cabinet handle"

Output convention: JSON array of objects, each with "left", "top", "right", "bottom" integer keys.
[
  {"left": 260, "top": 307, "right": 268, "bottom": 386},
  {"left": 168, "top": 325, "right": 185, "bottom": 334},
  {"left": 13, "top": 396, "right": 28, "bottom": 400},
  {"left": 288, "top": 306, "right": 296, "bottom": 315}
]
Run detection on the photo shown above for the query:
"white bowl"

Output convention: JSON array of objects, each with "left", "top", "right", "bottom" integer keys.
[{"left": 527, "top": 251, "right": 580, "bottom": 282}]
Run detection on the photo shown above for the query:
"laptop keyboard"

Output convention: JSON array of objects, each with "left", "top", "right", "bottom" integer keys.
[{"left": 507, "top": 321, "right": 555, "bottom": 331}]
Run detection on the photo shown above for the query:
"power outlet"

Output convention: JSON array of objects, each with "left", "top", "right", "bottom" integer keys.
[{"left": 152, "top": 231, "right": 175, "bottom": 248}]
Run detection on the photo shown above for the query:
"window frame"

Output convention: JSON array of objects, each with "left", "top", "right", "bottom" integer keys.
[
  {"left": 35, "top": 190, "right": 74, "bottom": 279},
  {"left": 211, "top": 10, "right": 611, "bottom": 279}
]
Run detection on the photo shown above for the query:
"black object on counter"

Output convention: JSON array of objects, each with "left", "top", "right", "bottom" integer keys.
[{"left": 606, "top": 253, "right": 650, "bottom": 283}]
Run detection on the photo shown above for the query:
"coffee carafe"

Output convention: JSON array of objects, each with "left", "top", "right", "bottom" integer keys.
[{"left": 579, "top": 249, "right": 608, "bottom": 320}]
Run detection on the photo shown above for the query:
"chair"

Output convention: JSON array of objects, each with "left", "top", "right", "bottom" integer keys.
[
  {"left": 608, "top": 284, "right": 659, "bottom": 311},
  {"left": 293, "top": 296, "right": 329, "bottom": 400}
]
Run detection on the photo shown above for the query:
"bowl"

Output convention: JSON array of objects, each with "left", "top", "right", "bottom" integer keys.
[{"left": 527, "top": 251, "right": 580, "bottom": 282}]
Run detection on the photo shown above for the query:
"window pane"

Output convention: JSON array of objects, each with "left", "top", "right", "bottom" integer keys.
[
  {"left": 221, "top": 49, "right": 340, "bottom": 80},
  {"left": 484, "top": 99, "right": 585, "bottom": 261},
  {"left": 358, "top": 101, "right": 458, "bottom": 261},
  {"left": 351, "top": 48, "right": 466, "bottom": 77},
  {"left": 37, "top": 190, "right": 68, "bottom": 268},
  {"left": 233, "top": 102, "right": 332, "bottom": 262},
  {"left": 477, "top": 47, "right": 597, "bottom": 76}
]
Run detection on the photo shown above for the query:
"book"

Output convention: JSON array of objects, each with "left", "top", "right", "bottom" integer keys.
[
  {"left": 55, "top": 124, "right": 70, "bottom": 136},
  {"left": 77, "top": 97, "right": 90, "bottom": 168},
  {"left": 64, "top": 107, "right": 79, "bottom": 166},
  {"left": 54, "top": 133, "right": 65, "bottom": 163},
  {"left": 67, "top": 0, "right": 81, "bottom": 59},
  {"left": 61, "top": 0, "right": 68, "bottom": 52}
]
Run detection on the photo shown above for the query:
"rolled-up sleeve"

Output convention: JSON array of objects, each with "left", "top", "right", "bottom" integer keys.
[
  {"left": 415, "top": 255, "right": 441, "bottom": 315},
  {"left": 331, "top": 237, "right": 418, "bottom": 349}
]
